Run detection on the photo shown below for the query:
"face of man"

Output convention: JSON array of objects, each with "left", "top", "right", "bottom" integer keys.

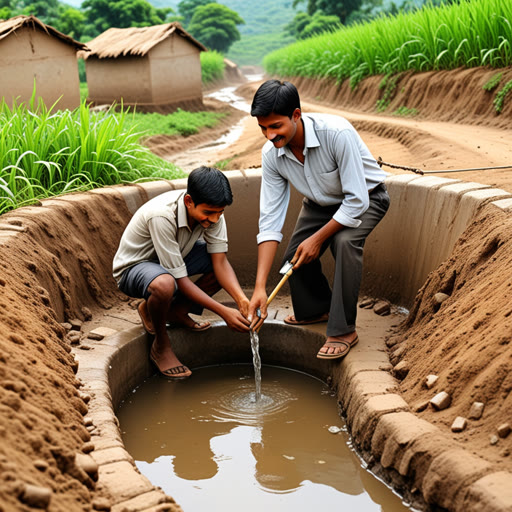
[
  {"left": 184, "top": 195, "right": 225, "bottom": 229},
  {"left": 256, "top": 108, "right": 302, "bottom": 149}
]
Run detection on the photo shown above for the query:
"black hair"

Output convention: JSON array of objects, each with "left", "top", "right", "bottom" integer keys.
[
  {"left": 186, "top": 166, "right": 233, "bottom": 206},
  {"left": 250, "top": 79, "right": 301, "bottom": 118}
]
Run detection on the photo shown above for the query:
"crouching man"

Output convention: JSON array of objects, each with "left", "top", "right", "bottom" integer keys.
[{"left": 113, "top": 166, "right": 250, "bottom": 380}]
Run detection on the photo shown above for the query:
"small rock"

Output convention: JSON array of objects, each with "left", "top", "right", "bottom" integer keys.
[
  {"left": 79, "top": 392, "right": 91, "bottom": 404},
  {"left": 328, "top": 426, "right": 343, "bottom": 434},
  {"left": 81, "top": 307, "right": 93, "bottom": 321},
  {"left": 84, "top": 417, "right": 94, "bottom": 427},
  {"left": 373, "top": 300, "right": 391, "bottom": 316},
  {"left": 81, "top": 442, "right": 95, "bottom": 454},
  {"left": 497, "top": 423, "right": 511, "bottom": 439},
  {"left": 78, "top": 345, "right": 93, "bottom": 350},
  {"left": 60, "top": 322, "right": 72, "bottom": 331},
  {"left": 33, "top": 460, "right": 49, "bottom": 472},
  {"left": 414, "top": 400, "right": 430, "bottom": 413},
  {"left": 75, "top": 453, "right": 99, "bottom": 480},
  {"left": 394, "top": 360, "right": 409, "bottom": 380},
  {"left": 490, "top": 434, "right": 499, "bottom": 446},
  {"left": 20, "top": 483, "right": 52, "bottom": 509},
  {"left": 92, "top": 497, "right": 111, "bottom": 511},
  {"left": 386, "top": 336, "right": 400, "bottom": 348},
  {"left": 87, "top": 327, "right": 118, "bottom": 341},
  {"left": 434, "top": 292, "right": 450, "bottom": 304},
  {"left": 425, "top": 375, "right": 439, "bottom": 389},
  {"left": 451, "top": 416, "right": 467, "bottom": 433},
  {"left": 359, "top": 297, "right": 375, "bottom": 309},
  {"left": 69, "top": 319, "right": 83, "bottom": 331},
  {"left": 67, "top": 331, "right": 82, "bottom": 345},
  {"left": 430, "top": 391, "right": 451, "bottom": 411},
  {"left": 468, "top": 402, "right": 485, "bottom": 420}
]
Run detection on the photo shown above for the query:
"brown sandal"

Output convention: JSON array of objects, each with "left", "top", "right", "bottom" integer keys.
[
  {"left": 317, "top": 335, "right": 359, "bottom": 360},
  {"left": 284, "top": 313, "right": 329, "bottom": 325}
]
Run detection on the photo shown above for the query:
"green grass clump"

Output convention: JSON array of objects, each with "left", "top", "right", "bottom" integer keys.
[
  {"left": 483, "top": 72, "right": 503, "bottom": 91},
  {"left": 125, "top": 109, "right": 227, "bottom": 138},
  {"left": 0, "top": 97, "right": 185, "bottom": 214},
  {"left": 393, "top": 106, "right": 419, "bottom": 116},
  {"left": 201, "top": 51, "right": 226, "bottom": 84},
  {"left": 264, "top": 0, "right": 512, "bottom": 87},
  {"left": 494, "top": 79, "right": 512, "bottom": 113},
  {"left": 376, "top": 74, "right": 400, "bottom": 112}
]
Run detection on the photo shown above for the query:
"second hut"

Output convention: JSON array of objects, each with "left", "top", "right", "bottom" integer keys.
[{"left": 81, "top": 22, "right": 207, "bottom": 111}]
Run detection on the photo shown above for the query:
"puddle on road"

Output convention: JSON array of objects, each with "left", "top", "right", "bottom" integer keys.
[{"left": 117, "top": 365, "right": 412, "bottom": 512}]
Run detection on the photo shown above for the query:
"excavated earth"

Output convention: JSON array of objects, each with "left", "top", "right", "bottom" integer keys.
[{"left": 0, "top": 66, "right": 511, "bottom": 511}]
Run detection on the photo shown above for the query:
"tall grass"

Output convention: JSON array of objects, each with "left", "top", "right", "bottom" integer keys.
[
  {"left": 201, "top": 51, "right": 226, "bottom": 84},
  {"left": 264, "top": 0, "right": 512, "bottom": 87},
  {"left": 0, "top": 97, "right": 185, "bottom": 214}
]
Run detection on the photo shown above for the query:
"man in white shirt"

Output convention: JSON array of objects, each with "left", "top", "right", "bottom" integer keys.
[
  {"left": 248, "top": 80, "right": 390, "bottom": 360},
  {"left": 113, "top": 166, "right": 250, "bottom": 379}
]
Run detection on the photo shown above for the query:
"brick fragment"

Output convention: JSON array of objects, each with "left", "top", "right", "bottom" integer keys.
[
  {"left": 425, "top": 374, "right": 438, "bottom": 389},
  {"left": 497, "top": 423, "right": 511, "bottom": 439},
  {"left": 468, "top": 401, "right": 485, "bottom": 420},
  {"left": 451, "top": 416, "right": 467, "bottom": 432},
  {"left": 430, "top": 391, "right": 451, "bottom": 411}
]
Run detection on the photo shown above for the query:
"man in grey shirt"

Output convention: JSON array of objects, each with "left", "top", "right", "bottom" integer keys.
[{"left": 248, "top": 80, "right": 390, "bottom": 360}]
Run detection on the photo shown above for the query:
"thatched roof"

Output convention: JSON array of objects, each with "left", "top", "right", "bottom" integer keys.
[
  {"left": 80, "top": 22, "right": 207, "bottom": 60},
  {"left": 0, "top": 15, "right": 88, "bottom": 50}
]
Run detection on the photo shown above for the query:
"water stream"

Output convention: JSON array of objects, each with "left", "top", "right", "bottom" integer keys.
[{"left": 249, "top": 330, "right": 262, "bottom": 401}]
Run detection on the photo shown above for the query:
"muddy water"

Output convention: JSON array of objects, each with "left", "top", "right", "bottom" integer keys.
[{"left": 117, "top": 365, "right": 411, "bottom": 512}]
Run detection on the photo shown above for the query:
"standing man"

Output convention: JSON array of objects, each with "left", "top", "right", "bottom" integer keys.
[
  {"left": 248, "top": 80, "right": 389, "bottom": 360},
  {"left": 113, "top": 166, "right": 250, "bottom": 380}
]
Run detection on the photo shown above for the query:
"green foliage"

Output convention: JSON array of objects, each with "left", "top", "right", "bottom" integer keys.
[
  {"left": 392, "top": 105, "right": 418, "bottom": 116},
  {"left": 493, "top": 79, "right": 512, "bottom": 114},
  {"left": 483, "top": 72, "right": 503, "bottom": 92},
  {"left": 287, "top": 10, "right": 341, "bottom": 40},
  {"left": 293, "top": 0, "right": 368, "bottom": 24},
  {"left": 0, "top": 97, "right": 185, "bottom": 214},
  {"left": 264, "top": 0, "right": 512, "bottom": 87},
  {"left": 81, "top": 0, "right": 174, "bottom": 37},
  {"left": 200, "top": 51, "right": 226, "bottom": 84},
  {"left": 376, "top": 73, "right": 399, "bottom": 111},
  {"left": 188, "top": 3, "right": 244, "bottom": 53},
  {"left": 176, "top": 0, "right": 210, "bottom": 27},
  {"left": 124, "top": 109, "right": 228, "bottom": 137}
]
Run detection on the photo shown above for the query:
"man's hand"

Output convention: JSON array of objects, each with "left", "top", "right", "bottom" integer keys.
[
  {"left": 221, "top": 306, "right": 251, "bottom": 332},
  {"left": 249, "top": 289, "right": 268, "bottom": 331},
  {"left": 237, "top": 296, "right": 250, "bottom": 320},
  {"left": 292, "top": 234, "right": 323, "bottom": 269}
]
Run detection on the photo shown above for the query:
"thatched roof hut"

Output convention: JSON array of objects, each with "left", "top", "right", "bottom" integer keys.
[
  {"left": 0, "top": 15, "right": 87, "bottom": 110},
  {"left": 80, "top": 22, "right": 207, "bottom": 111}
]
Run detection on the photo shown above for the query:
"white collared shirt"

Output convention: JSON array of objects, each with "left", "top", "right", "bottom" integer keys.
[
  {"left": 113, "top": 190, "right": 228, "bottom": 282},
  {"left": 257, "top": 113, "right": 388, "bottom": 244}
]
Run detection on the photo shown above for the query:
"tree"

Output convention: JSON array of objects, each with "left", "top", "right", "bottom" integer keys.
[
  {"left": 177, "top": 0, "right": 211, "bottom": 27},
  {"left": 286, "top": 10, "right": 341, "bottom": 39},
  {"left": 188, "top": 3, "right": 244, "bottom": 53},
  {"left": 292, "top": 0, "right": 381, "bottom": 25},
  {"left": 53, "top": 7, "right": 86, "bottom": 40},
  {"left": 81, "top": 0, "right": 174, "bottom": 37}
]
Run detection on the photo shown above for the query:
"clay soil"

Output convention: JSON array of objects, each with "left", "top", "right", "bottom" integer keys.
[{"left": 0, "top": 67, "right": 511, "bottom": 510}]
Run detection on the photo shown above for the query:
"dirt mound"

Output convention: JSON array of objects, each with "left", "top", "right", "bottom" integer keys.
[
  {"left": 0, "top": 193, "right": 132, "bottom": 509},
  {"left": 387, "top": 204, "right": 512, "bottom": 469}
]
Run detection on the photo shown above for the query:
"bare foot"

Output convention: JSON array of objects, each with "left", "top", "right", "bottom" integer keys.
[{"left": 168, "top": 308, "right": 211, "bottom": 331}]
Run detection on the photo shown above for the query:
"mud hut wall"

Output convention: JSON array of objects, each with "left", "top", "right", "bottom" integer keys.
[
  {"left": 85, "top": 56, "right": 152, "bottom": 105},
  {"left": 148, "top": 34, "right": 202, "bottom": 105},
  {"left": 0, "top": 27, "right": 80, "bottom": 110}
]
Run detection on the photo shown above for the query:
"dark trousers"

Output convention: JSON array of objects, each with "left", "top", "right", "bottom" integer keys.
[{"left": 282, "top": 184, "right": 390, "bottom": 336}]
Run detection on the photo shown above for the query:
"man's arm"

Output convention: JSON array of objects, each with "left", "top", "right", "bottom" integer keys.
[
  {"left": 249, "top": 240, "right": 279, "bottom": 330},
  {"left": 211, "top": 252, "right": 249, "bottom": 317},
  {"left": 175, "top": 276, "right": 250, "bottom": 332}
]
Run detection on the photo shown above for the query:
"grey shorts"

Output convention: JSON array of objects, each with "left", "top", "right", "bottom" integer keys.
[{"left": 118, "top": 240, "right": 213, "bottom": 300}]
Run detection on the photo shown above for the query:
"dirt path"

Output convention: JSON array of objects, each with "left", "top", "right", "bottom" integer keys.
[{"left": 150, "top": 78, "right": 512, "bottom": 192}]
